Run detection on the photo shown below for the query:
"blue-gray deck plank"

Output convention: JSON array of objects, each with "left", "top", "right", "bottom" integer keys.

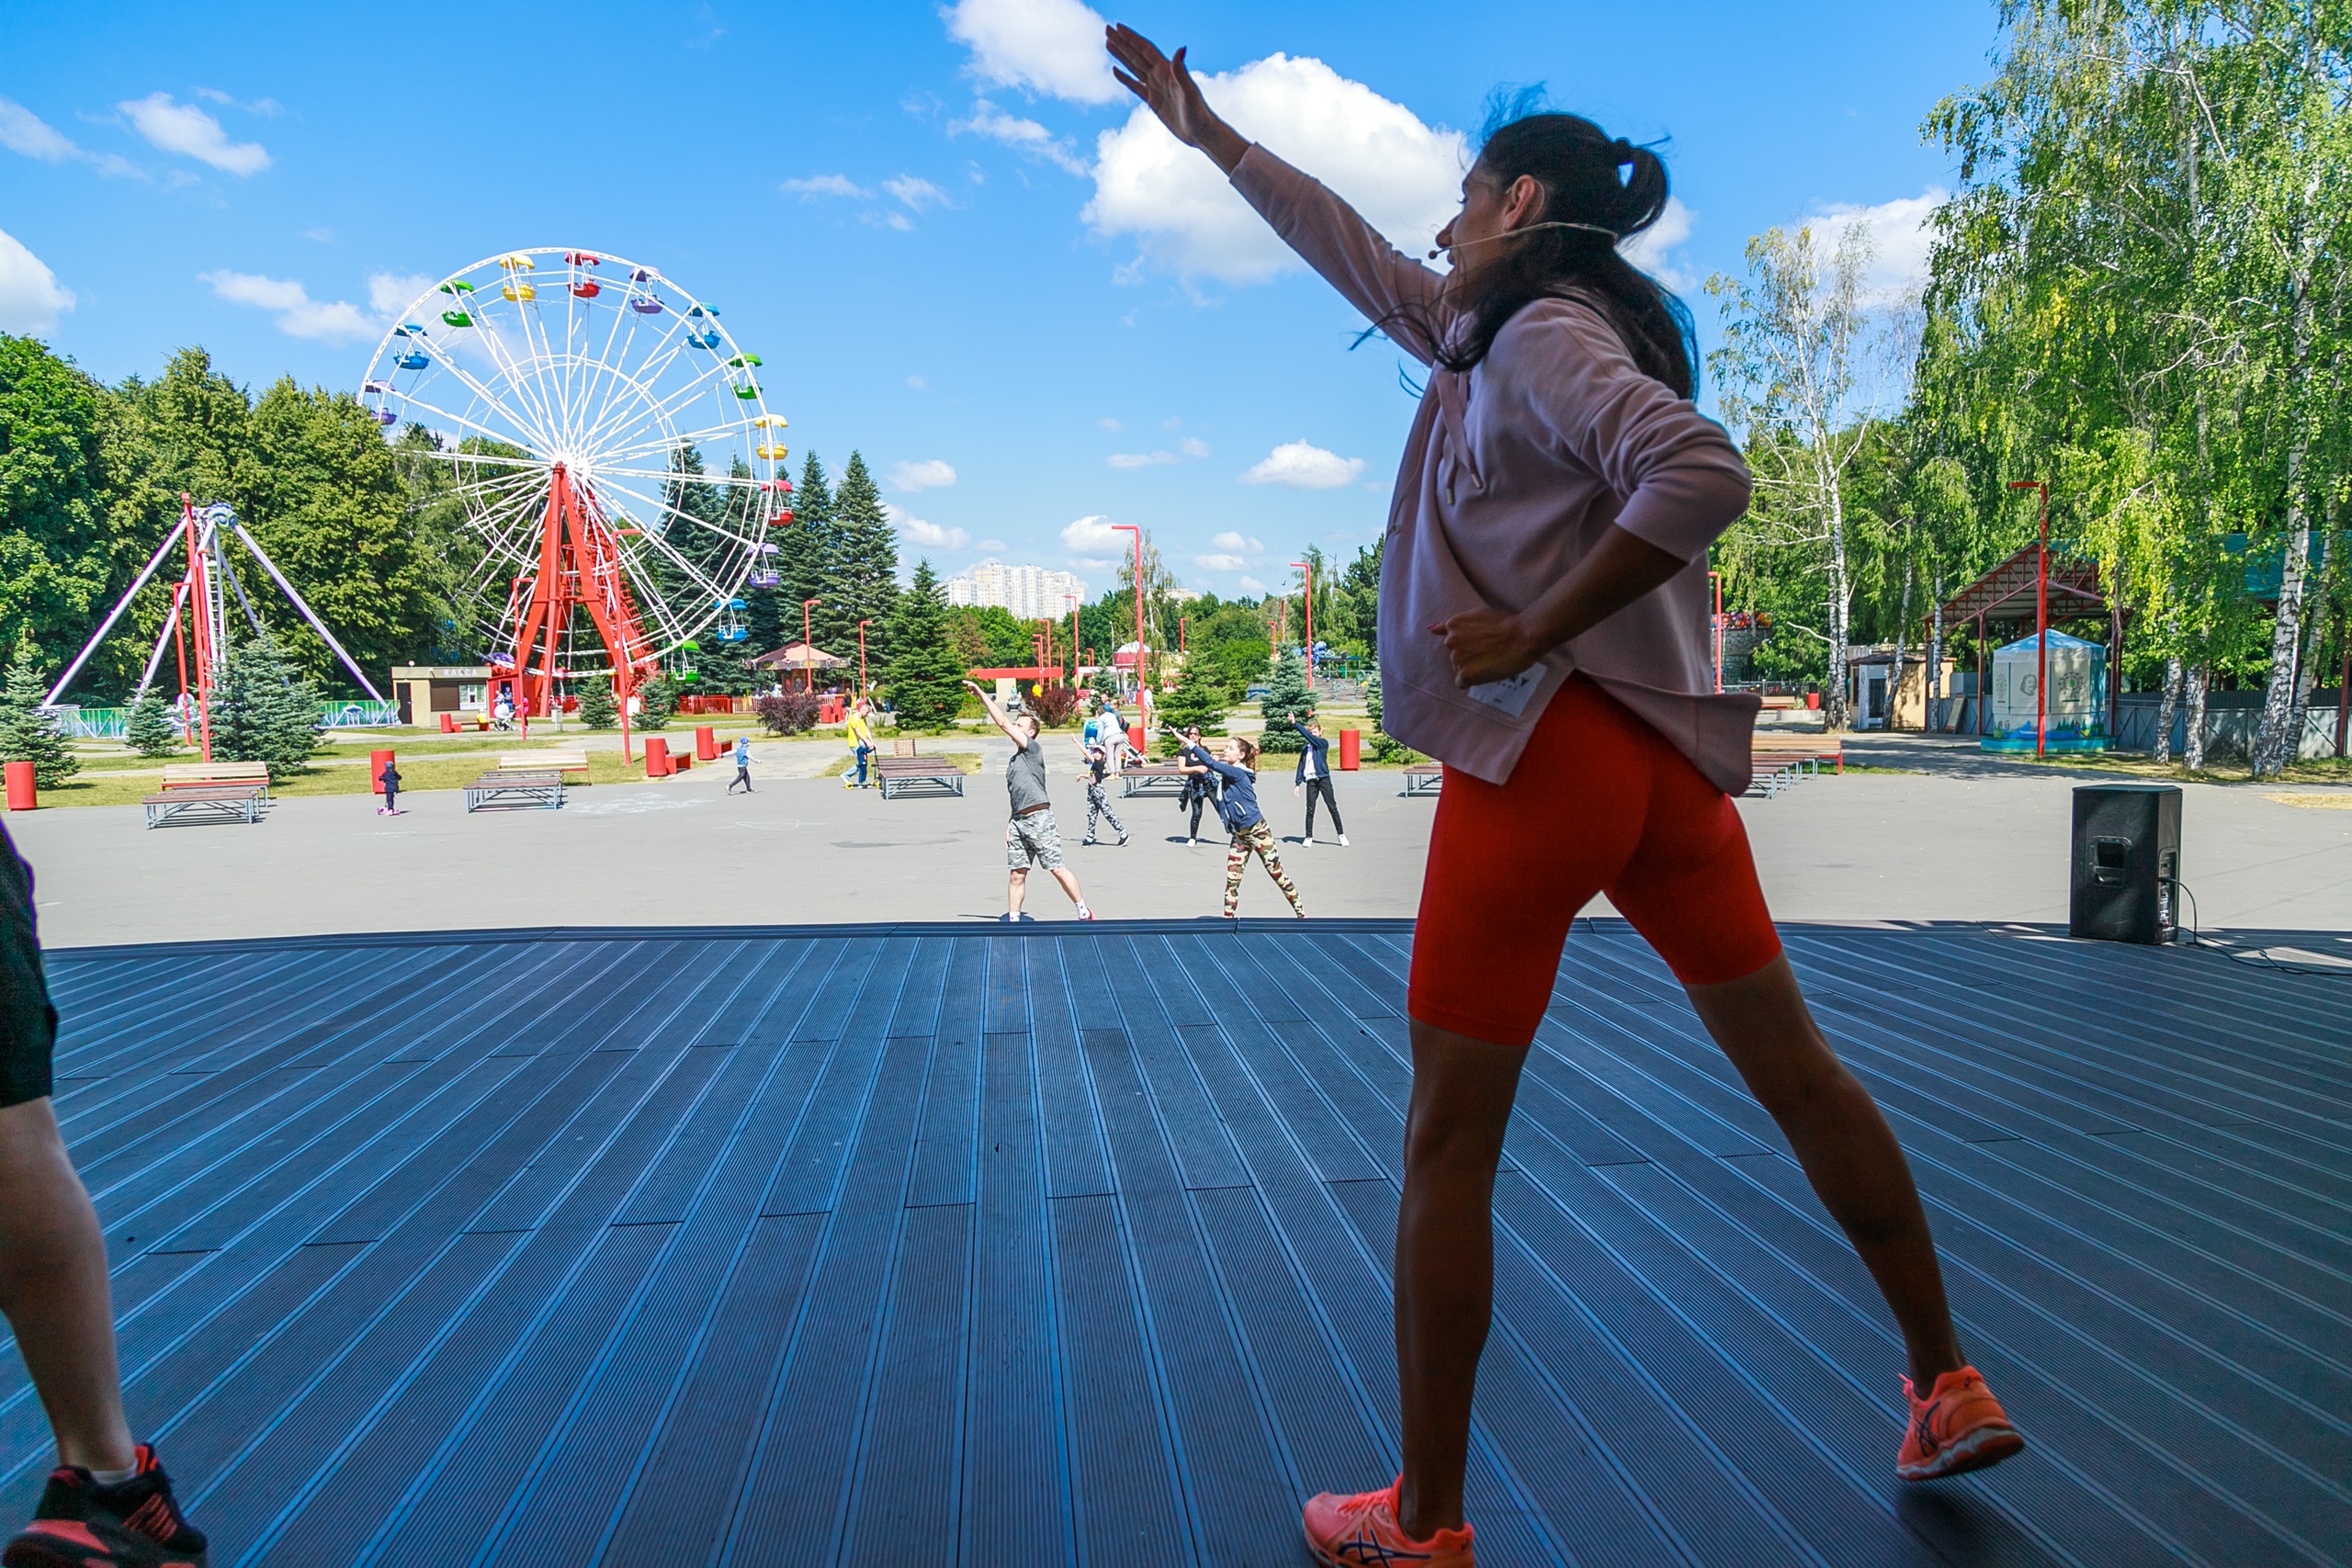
[{"left": 9, "top": 919, "right": 2344, "bottom": 1568}]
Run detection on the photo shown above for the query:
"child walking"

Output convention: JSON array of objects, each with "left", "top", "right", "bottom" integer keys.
[
  {"left": 376, "top": 757, "right": 401, "bottom": 816},
  {"left": 1170, "top": 728, "right": 1304, "bottom": 919},
  {"left": 728, "top": 733, "right": 753, "bottom": 794}
]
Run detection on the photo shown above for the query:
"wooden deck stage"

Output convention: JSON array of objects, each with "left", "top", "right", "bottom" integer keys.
[{"left": 13, "top": 919, "right": 2349, "bottom": 1567}]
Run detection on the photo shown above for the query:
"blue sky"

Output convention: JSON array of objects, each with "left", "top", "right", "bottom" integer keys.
[{"left": 2, "top": 0, "right": 1998, "bottom": 599}]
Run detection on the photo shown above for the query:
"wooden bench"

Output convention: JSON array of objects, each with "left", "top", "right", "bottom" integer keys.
[
  {"left": 160, "top": 761, "right": 271, "bottom": 802},
  {"left": 874, "top": 754, "right": 965, "bottom": 799},
  {"left": 499, "top": 750, "right": 589, "bottom": 773},
  {"left": 464, "top": 769, "right": 565, "bottom": 811},
  {"left": 1117, "top": 763, "right": 1193, "bottom": 798},
  {"left": 142, "top": 784, "right": 266, "bottom": 829},
  {"left": 1750, "top": 732, "right": 1843, "bottom": 797},
  {"left": 1401, "top": 764, "right": 1442, "bottom": 795}
]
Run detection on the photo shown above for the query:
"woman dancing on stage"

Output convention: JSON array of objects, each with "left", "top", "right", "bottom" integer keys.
[
  {"left": 1110, "top": 24, "right": 2022, "bottom": 1567},
  {"left": 1168, "top": 728, "right": 1305, "bottom": 919}
]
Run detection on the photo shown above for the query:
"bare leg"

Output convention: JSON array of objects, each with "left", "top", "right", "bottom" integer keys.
[
  {"left": 1683, "top": 954, "right": 1965, "bottom": 1390},
  {"left": 0, "top": 1098, "right": 133, "bottom": 1472},
  {"left": 1394, "top": 1021, "right": 1527, "bottom": 1541},
  {"left": 1049, "top": 866, "right": 1086, "bottom": 906},
  {"left": 1007, "top": 866, "right": 1028, "bottom": 917}
]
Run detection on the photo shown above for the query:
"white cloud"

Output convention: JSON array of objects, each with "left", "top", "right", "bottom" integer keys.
[
  {"left": 191, "top": 88, "right": 281, "bottom": 117},
  {"left": 1241, "top": 440, "right": 1365, "bottom": 490},
  {"left": 950, "top": 99, "right": 1090, "bottom": 175},
  {"left": 0, "top": 97, "right": 75, "bottom": 162},
  {"left": 0, "top": 228, "right": 74, "bottom": 333},
  {"left": 1179, "top": 436, "right": 1210, "bottom": 457},
  {"left": 1237, "top": 575, "right": 1267, "bottom": 595},
  {"left": 888, "top": 458, "right": 958, "bottom": 491},
  {"left": 1620, "top": 196, "right": 1696, "bottom": 290},
  {"left": 865, "top": 210, "right": 915, "bottom": 232},
  {"left": 885, "top": 502, "right": 970, "bottom": 550},
  {"left": 944, "top": 0, "right": 1118, "bottom": 105},
  {"left": 977, "top": 537, "right": 1009, "bottom": 552},
  {"left": 1107, "top": 450, "right": 1176, "bottom": 469},
  {"left": 1194, "top": 553, "right": 1249, "bottom": 571},
  {"left": 907, "top": 374, "right": 928, "bottom": 389},
  {"left": 198, "top": 270, "right": 373, "bottom": 341},
  {"left": 1209, "top": 531, "right": 1261, "bottom": 553},
  {"left": 782, "top": 174, "right": 869, "bottom": 198},
  {"left": 1059, "top": 514, "right": 1126, "bottom": 553},
  {"left": 1096, "top": 417, "right": 1123, "bottom": 430},
  {"left": 367, "top": 271, "right": 432, "bottom": 316},
  {"left": 1069, "top": 555, "right": 1118, "bottom": 573},
  {"left": 301, "top": 226, "right": 334, "bottom": 243},
  {"left": 1086, "top": 54, "right": 1465, "bottom": 284},
  {"left": 119, "top": 93, "right": 269, "bottom": 175},
  {"left": 885, "top": 175, "right": 951, "bottom": 209},
  {"left": 1815, "top": 187, "right": 1947, "bottom": 303}
]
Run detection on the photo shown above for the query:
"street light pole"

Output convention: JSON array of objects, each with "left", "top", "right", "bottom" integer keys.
[
  {"left": 1064, "top": 593, "right": 1080, "bottom": 685},
  {"left": 856, "top": 618, "right": 871, "bottom": 695},
  {"left": 1111, "top": 524, "right": 1143, "bottom": 702},
  {"left": 2007, "top": 481, "right": 2050, "bottom": 758},
  {"left": 801, "top": 596, "right": 822, "bottom": 694},
  {"left": 1291, "top": 560, "right": 1314, "bottom": 691}
]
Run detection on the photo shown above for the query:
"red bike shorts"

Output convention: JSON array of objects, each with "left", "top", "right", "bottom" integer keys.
[{"left": 1408, "top": 676, "right": 1781, "bottom": 1046}]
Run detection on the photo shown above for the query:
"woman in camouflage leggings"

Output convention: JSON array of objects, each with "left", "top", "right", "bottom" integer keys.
[{"left": 1170, "top": 729, "right": 1305, "bottom": 918}]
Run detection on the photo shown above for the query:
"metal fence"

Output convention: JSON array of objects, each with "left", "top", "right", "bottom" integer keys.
[{"left": 47, "top": 701, "right": 401, "bottom": 740}]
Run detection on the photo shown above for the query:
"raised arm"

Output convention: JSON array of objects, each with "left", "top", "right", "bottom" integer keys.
[
  {"left": 1107, "top": 25, "right": 1453, "bottom": 362},
  {"left": 964, "top": 681, "right": 1029, "bottom": 749}
]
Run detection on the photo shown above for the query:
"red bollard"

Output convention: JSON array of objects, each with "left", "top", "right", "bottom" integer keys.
[
  {"left": 1127, "top": 724, "right": 1145, "bottom": 754},
  {"left": 439, "top": 712, "right": 458, "bottom": 733},
  {"left": 370, "top": 748, "right": 395, "bottom": 795},
  {"left": 1338, "top": 728, "right": 1361, "bottom": 770},
  {"left": 4, "top": 761, "right": 35, "bottom": 812},
  {"left": 695, "top": 725, "right": 718, "bottom": 761},
  {"left": 645, "top": 737, "right": 672, "bottom": 777}
]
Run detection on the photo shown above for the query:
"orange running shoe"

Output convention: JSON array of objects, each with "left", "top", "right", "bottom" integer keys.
[
  {"left": 1303, "top": 1477, "right": 1475, "bottom": 1568},
  {"left": 1898, "top": 1366, "right": 2026, "bottom": 1481}
]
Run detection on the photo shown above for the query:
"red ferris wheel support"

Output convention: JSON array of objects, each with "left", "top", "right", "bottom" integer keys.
[{"left": 500, "top": 463, "right": 658, "bottom": 738}]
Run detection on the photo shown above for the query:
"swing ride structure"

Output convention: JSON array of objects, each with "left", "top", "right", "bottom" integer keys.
[
  {"left": 44, "top": 497, "right": 386, "bottom": 761},
  {"left": 360, "top": 249, "right": 791, "bottom": 730}
]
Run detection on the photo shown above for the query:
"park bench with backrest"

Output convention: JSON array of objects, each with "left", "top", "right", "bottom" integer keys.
[
  {"left": 160, "top": 761, "right": 272, "bottom": 800},
  {"left": 1750, "top": 732, "right": 1843, "bottom": 797},
  {"left": 875, "top": 753, "right": 965, "bottom": 799},
  {"left": 1401, "top": 763, "right": 1442, "bottom": 795},
  {"left": 465, "top": 768, "right": 565, "bottom": 811},
  {"left": 142, "top": 784, "right": 266, "bottom": 829}
]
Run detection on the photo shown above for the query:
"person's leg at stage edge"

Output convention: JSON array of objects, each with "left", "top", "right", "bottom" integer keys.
[
  {"left": 1006, "top": 813, "right": 1091, "bottom": 922},
  {"left": 1381, "top": 682, "right": 2018, "bottom": 1548},
  {"left": 0, "top": 829, "right": 208, "bottom": 1568}
]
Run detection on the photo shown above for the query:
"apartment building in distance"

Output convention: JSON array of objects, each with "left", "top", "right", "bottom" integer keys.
[{"left": 944, "top": 559, "right": 1091, "bottom": 621}]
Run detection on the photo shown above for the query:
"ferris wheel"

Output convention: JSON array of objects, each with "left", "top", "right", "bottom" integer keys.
[{"left": 359, "top": 248, "right": 792, "bottom": 712}]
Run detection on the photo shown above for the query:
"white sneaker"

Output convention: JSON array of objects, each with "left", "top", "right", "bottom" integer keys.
[
  {"left": 1186, "top": 837, "right": 1197, "bottom": 846},
  {"left": 1302, "top": 837, "right": 1315, "bottom": 847},
  {"left": 1339, "top": 834, "right": 1350, "bottom": 847}
]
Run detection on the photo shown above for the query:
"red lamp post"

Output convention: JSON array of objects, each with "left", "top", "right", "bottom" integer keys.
[
  {"left": 1291, "top": 559, "right": 1314, "bottom": 691},
  {"left": 1064, "top": 594, "right": 1080, "bottom": 685},
  {"left": 1111, "top": 523, "right": 1144, "bottom": 698},
  {"left": 1179, "top": 615, "right": 1188, "bottom": 655},
  {"left": 856, "top": 618, "right": 871, "bottom": 695},
  {"left": 2007, "top": 480, "right": 2050, "bottom": 758},
  {"left": 800, "top": 596, "right": 822, "bottom": 693}
]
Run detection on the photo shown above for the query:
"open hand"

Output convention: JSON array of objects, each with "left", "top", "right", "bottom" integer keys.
[
  {"left": 1107, "top": 25, "right": 1244, "bottom": 169},
  {"left": 1432, "top": 607, "right": 1538, "bottom": 688}
]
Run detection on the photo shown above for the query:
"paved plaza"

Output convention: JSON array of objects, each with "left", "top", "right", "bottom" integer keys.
[{"left": 9, "top": 733, "right": 2351, "bottom": 948}]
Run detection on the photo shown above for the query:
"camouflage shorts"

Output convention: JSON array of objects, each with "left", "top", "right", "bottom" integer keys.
[{"left": 1005, "top": 811, "right": 1065, "bottom": 872}]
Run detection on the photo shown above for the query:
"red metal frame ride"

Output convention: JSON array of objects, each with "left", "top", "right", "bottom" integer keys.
[{"left": 497, "top": 463, "right": 658, "bottom": 729}]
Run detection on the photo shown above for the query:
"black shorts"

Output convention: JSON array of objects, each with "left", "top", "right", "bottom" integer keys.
[{"left": 0, "top": 825, "right": 57, "bottom": 1109}]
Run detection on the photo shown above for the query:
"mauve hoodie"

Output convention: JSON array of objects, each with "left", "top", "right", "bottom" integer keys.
[{"left": 1230, "top": 145, "right": 1761, "bottom": 794}]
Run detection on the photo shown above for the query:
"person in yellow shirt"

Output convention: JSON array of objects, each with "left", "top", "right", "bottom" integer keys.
[{"left": 843, "top": 699, "right": 876, "bottom": 789}]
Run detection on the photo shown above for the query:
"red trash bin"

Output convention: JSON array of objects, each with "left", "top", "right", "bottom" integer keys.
[
  {"left": 4, "top": 761, "right": 35, "bottom": 812},
  {"left": 1804, "top": 692, "right": 1822, "bottom": 710},
  {"left": 1338, "top": 728, "right": 1361, "bottom": 770},
  {"left": 369, "top": 749, "right": 395, "bottom": 795},
  {"left": 645, "top": 737, "right": 672, "bottom": 777},
  {"left": 695, "top": 725, "right": 718, "bottom": 761},
  {"left": 1127, "top": 724, "right": 1145, "bottom": 753}
]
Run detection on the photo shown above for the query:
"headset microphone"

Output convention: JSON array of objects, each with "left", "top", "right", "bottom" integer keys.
[{"left": 1428, "top": 220, "right": 1621, "bottom": 260}]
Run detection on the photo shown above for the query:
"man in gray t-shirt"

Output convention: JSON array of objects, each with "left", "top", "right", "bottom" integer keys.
[{"left": 967, "top": 682, "right": 1094, "bottom": 922}]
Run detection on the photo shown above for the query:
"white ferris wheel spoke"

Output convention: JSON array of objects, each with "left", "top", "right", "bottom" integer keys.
[
  {"left": 595, "top": 417, "right": 770, "bottom": 469},
  {"left": 571, "top": 326, "right": 717, "bottom": 458}
]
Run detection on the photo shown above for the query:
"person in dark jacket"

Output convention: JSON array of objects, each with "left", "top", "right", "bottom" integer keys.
[
  {"left": 1168, "top": 727, "right": 1304, "bottom": 918},
  {"left": 1172, "top": 725, "right": 1218, "bottom": 843},
  {"left": 377, "top": 759, "right": 402, "bottom": 816},
  {"left": 1290, "top": 711, "right": 1348, "bottom": 847},
  {"left": 0, "top": 825, "right": 210, "bottom": 1567}
]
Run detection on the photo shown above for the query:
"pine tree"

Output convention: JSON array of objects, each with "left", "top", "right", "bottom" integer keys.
[
  {"left": 577, "top": 675, "right": 617, "bottom": 730},
  {"left": 210, "top": 634, "right": 320, "bottom": 780},
  {"left": 824, "top": 451, "right": 899, "bottom": 669},
  {"left": 1257, "top": 648, "right": 1315, "bottom": 753},
  {"left": 637, "top": 672, "right": 676, "bottom": 730},
  {"left": 0, "top": 641, "right": 80, "bottom": 788},
  {"left": 125, "top": 693, "right": 180, "bottom": 757},
  {"left": 885, "top": 560, "right": 966, "bottom": 730},
  {"left": 768, "top": 454, "right": 831, "bottom": 660},
  {"left": 1159, "top": 655, "right": 1227, "bottom": 738}
]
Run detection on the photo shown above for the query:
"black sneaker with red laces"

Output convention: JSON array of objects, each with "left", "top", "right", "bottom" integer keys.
[{"left": 3, "top": 1444, "right": 207, "bottom": 1568}]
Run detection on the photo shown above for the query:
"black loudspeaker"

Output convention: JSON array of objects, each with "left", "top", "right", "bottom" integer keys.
[{"left": 2070, "top": 784, "right": 2182, "bottom": 943}]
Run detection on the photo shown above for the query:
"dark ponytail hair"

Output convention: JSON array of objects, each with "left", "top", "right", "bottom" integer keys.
[{"left": 1422, "top": 100, "right": 1698, "bottom": 398}]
